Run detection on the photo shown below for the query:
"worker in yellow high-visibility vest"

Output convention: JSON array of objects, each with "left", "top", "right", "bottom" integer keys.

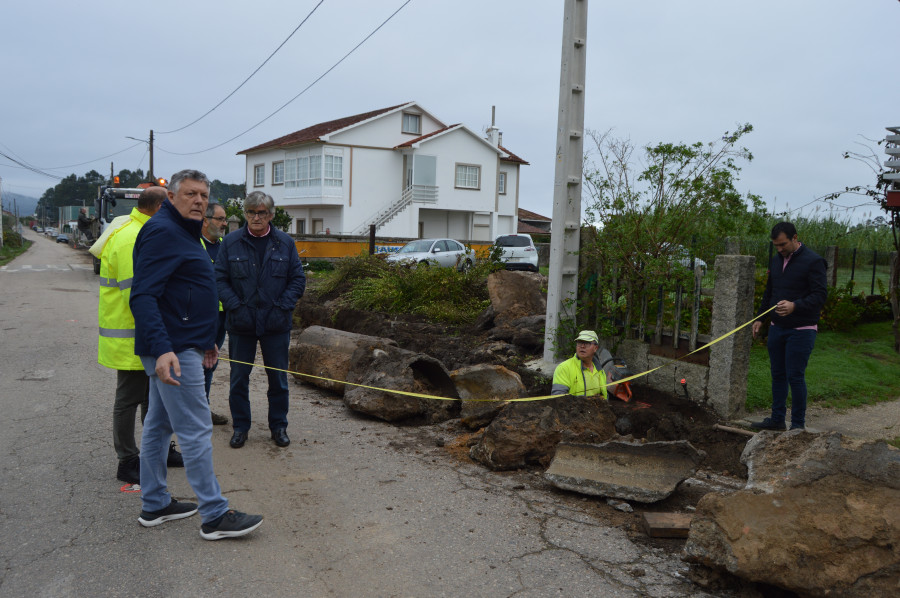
[{"left": 98, "top": 186, "right": 182, "bottom": 485}]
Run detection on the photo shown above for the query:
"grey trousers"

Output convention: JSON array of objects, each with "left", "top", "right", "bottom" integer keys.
[{"left": 112, "top": 369, "right": 149, "bottom": 462}]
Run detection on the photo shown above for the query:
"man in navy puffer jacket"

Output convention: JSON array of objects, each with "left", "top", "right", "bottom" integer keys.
[
  {"left": 130, "top": 169, "right": 263, "bottom": 540},
  {"left": 216, "top": 191, "right": 306, "bottom": 449},
  {"left": 751, "top": 222, "right": 827, "bottom": 431}
]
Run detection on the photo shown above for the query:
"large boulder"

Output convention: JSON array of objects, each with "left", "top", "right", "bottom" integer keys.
[
  {"left": 289, "top": 326, "right": 397, "bottom": 395},
  {"left": 469, "top": 396, "right": 616, "bottom": 470},
  {"left": 343, "top": 344, "right": 459, "bottom": 424},
  {"left": 683, "top": 431, "right": 900, "bottom": 597},
  {"left": 450, "top": 364, "right": 527, "bottom": 430},
  {"left": 486, "top": 271, "right": 546, "bottom": 327}
]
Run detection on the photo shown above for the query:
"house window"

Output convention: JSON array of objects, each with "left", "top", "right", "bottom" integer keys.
[
  {"left": 324, "top": 154, "right": 342, "bottom": 187},
  {"left": 455, "top": 164, "right": 480, "bottom": 190},
  {"left": 498, "top": 172, "right": 507, "bottom": 195},
  {"left": 402, "top": 112, "right": 421, "bottom": 135},
  {"left": 295, "top": 218, "right": 305, "bottom": 234},
  {"left": 253, "top": 164, "right": 265, "bottom": 187},
  {"left": 272, "top": 161, "right": 284, "bottom": 185},
  {"left": 285, "top": 154, "right": 322, "bottom": 188}
]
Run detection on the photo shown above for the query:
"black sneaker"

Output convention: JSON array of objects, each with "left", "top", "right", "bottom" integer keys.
[
  {"left": 211, "top": 411, "right": 229, "bottom": 426},
  {"left": 200, "top": 510, "right": 263, "bottom": 541},
  {"left": 116, "top": 456, "right": 140, "bottom": 484},
  {"left": 167, "top": 441, "right": 184, "bottom": 467},
  {"left": 138, "top": 499, "right": 198, "bottom": 527},
  {"left": 749, "top": 417, "right": 786, "bottom": 431}
]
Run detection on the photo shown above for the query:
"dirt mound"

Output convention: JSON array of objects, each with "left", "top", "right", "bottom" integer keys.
[{"left": 296, "top": 288, "right": 749, "bottom": 479}]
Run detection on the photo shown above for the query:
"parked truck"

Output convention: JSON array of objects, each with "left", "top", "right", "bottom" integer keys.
[{"left": 89, "top": 181, "right": 165, "bottom": 274}]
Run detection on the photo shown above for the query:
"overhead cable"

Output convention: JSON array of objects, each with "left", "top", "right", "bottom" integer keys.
[
  {"left": 156, "top": 0, "right": 412, "bottom": 156},
  {"left": 156, "top": 0, "right": 327, "bottom": 135},
  {"left": 0, "top": 140, "right": 144, "bottom": 171},
  {"left": 0, "top": 149, "right": 64, "bottom": 180}
]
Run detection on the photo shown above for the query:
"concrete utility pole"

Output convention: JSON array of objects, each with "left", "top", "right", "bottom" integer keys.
[
  {"left": 544, "top": 0, "right": 588, "bottom": 363},
  {"left": 0, "top": 175, "right": 4, "bottom": 249}
]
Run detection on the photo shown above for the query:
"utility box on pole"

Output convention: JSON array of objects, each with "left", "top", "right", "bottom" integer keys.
[{"left": 544, "top": 0, "right": 588, "bottom": 362}]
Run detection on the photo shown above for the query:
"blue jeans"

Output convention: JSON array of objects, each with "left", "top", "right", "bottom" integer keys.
[
  {"left": 767, "top": 324, "right": 816, "bottom": 428},
  {"left": 203, "top": 311, "right": 228, "bottom": 399},
  {"left": 140, "top": 351, "right": 229, "bottom": 524},
  {"left": 228, "top": 331, "right": 290, "bottom": 433}
]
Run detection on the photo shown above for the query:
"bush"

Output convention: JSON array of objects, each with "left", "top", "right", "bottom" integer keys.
[
  {"left": 2, "top": 230, "right": 24, "bottom": 248},
  {"left": 819, "top": 282, "right": 864, "bottom": 332},
  {"left": 318, "top": 253, "right": 492, "bottom": 325},
  {"left": 306, "top": 259, "right": 334, "bottom": 272}
]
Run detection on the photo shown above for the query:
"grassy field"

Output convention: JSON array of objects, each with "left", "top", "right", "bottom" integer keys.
[
  {"left": 0, "top": 239, "right": 31, "bottom": 266},
  {"left": 747, "top": 321, "right": 900, "bottom": 411}
]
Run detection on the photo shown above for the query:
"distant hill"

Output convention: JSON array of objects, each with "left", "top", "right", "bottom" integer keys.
[{"left": 1, "top": 191, "right": 39, "bottom": 217}]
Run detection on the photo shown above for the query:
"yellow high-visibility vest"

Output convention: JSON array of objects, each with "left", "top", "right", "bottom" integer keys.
[{"left": 97, "top": 208, "right": 150, "bottom": 370}]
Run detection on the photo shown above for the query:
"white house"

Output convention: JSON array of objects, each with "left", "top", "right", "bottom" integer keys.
[{"left": 237, "top": 102, "right": 528, "bottom": 240}]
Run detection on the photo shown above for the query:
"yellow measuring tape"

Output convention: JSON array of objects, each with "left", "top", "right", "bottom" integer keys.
[{"left": 219, "top": 305, "right": 775, "bottom": 403}]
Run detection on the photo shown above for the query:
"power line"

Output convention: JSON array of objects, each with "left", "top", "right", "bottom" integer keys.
[
  {"left": 0, "top": 139, "right": 144, "bottom": 171},
  {"left": 156, "top": 0, "right": 326, "bottom": 135},
  {"left": 0, "top": 149, "right": 64, "bottom": 180},
  {"left": 156, "top": 0, "right": 412, "bottom": 157}
]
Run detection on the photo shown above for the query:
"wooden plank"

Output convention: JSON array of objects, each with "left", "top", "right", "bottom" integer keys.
[{"left": 641, "top": 512, "right": 693, "bottom": 538}]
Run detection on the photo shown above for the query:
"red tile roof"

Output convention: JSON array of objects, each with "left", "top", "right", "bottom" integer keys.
[
  {"left": 518, "top": 208, "right": 551, "bottom": 221},
  {"left": 238, "top": 103, "right": 412, "bottom": 154},
  {"left": 499, "top": 144, "right": 529, "bottom": 165},
  {"left": 517, "top": 221, "right": 548, "bottom": 234}
]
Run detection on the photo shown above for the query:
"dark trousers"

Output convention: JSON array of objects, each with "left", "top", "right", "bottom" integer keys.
[
  {"left": 112, "top": 369, "right": 149, "bottom": 462},
  {"left": 228, "top": 331, "right": 290, "bottom": 433},
  {"left": 203, "top": 311, "right": 228, "bottom": 399},
  {"left": 767, "top": 324, "right": 816, "bottom": 428}
]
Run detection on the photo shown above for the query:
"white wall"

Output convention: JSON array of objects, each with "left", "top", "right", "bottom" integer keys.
[
  {"left": 242, "top": 106, "right": 524, "bottom": 239},
  {"left": 328, "top": 106, "right": 444, "bottom": 149}
]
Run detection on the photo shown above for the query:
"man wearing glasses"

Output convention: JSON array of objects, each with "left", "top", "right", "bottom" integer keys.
[
  {"left": 215, "top": 191, "right": 306, "bottom": 449},
  {"left": 550, "top": 330, "right": 608, "bottom": 398},
  {"left": 200, "top": 202, "right": 230, "bottom": 425}
]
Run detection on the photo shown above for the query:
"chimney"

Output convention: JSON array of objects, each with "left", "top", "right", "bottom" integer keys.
[{"left": 486, "top": 105, "right": 500, "bottom": 147}]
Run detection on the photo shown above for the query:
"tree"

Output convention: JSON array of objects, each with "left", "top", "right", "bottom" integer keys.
[
  {"left": 220, "top": 197, "right": 291, "bottom": 233},
  {"left": 578, "top": 124, "right": 765, "bottom": 340},
  {"left": 210, "top": 180, "right": 245, "bottom": 203},
  {"left": 37, "top": 170, "right": 108, "bottom": 217}
]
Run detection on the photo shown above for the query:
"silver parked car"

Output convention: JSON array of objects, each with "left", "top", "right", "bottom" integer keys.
[
  {"left": 386, "top": 238, "right": 474, "bottom": 271},
  {"left": 493, "top": 233, "right": 539, "bottom": 272}
]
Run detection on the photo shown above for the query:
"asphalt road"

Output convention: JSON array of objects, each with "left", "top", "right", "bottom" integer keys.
[{"left": 0, "top": 230, "right": 722, "bottom": 598}]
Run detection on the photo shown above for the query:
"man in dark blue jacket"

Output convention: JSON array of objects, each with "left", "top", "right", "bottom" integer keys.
[
  {"left": 130, "top": 169, "right": 263, "bottom": 540},
  {"left": 215, "top": 191, "right": 306, "bottom": 449},
  {"left": 751, "top": 222, "right": 827, "bottom": 431}
]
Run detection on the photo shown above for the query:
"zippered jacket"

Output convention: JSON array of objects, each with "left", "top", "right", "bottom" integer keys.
[
  {"left": 551, "top": 354, "right": 608, "bottom": 399},
  {"left": 97, "top": 208, "right": 149, "bottom": 370},
  {"left": 215, "top": 225, "right": 306, "bottom": 337},
  {"left": 757, "top": 244, "right": 827, "bottom": 328},
  {"left": 130, "top": 199, "right": 218, "bottom": 358}
]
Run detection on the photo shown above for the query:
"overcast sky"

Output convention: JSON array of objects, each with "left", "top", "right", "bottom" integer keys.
[{"left": 1, "top": 0, "right": 897, "bottom": 223}]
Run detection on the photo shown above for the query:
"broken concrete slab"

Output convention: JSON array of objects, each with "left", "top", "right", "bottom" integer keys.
[
  {"left": 289, "top": 326, "right": 397, "bottom": 395},
  {"left": 683, "top": 431, "right": 900, "bottom": 598},
  {"left": 450, "top": 364, "right": 527, "bottom": 430},
  {"left": 469, "top": 396, "right": 616, "bottom": 471},
  {"left": 343, "top": 344, "right": 459, "bottom": 423},
  {"left": 544, "top": 440, "right": 705, "bottom": 503}
]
